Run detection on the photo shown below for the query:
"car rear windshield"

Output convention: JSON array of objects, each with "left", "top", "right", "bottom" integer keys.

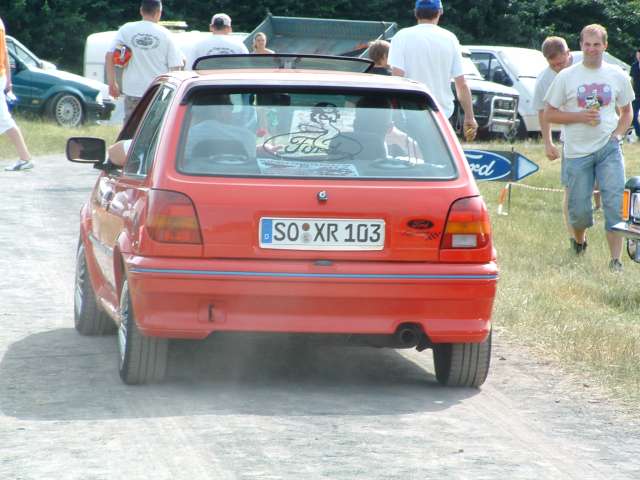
[{"left": 176, "top": 89, "right": 457, "bottom": 180}]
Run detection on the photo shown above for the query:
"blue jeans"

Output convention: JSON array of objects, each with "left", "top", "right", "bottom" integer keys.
[
  {"left": 566, "top": 139, "right": 624, "bottom": 231},
  {"left": 633, "top": 99, "right": 640, "bottom": 137}
]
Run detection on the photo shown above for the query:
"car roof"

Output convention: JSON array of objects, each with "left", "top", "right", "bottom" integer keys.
[{"left": 164, "top": 69, "right": 432, "bottom": 95}]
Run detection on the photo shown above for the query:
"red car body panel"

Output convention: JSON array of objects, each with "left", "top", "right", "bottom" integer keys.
[
  {"left": 124, "top": 255, "right": 496, "bottom": 342},
  {"left": 78, "top": 69, "right": 498, "bottom": 347}
]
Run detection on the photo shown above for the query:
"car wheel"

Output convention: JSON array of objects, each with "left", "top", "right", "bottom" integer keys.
[
  {"left": 118, "top": 279, "right": 168, "bottom": 384},
  {"left": 74, "top": 241, "right": 116, "bottom": 335},
  {"left": 627, "top": 238, "right": 640, "bottom": 263},
  {"left": 432, "top": 329, "right": 492, "bottom": 387},
  {"left": 47, "top": 92, "right": 84, "bottom": 127}
]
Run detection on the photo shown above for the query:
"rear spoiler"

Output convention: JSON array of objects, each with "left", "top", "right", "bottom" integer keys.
[{"left": 193, "top": 53, "right": 373, "bottom": 73}]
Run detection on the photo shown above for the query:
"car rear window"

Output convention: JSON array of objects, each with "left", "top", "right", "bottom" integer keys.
[{"left": 176, "top": 89, "right": 456, "bottom": 180}]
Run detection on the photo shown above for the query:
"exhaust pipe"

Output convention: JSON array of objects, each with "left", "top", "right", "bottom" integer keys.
[
  {"left": 395, "top": 325, "right": 420, "bottom": 348},
  {"left": 348, "top": 324, "right": 431, "bottom": 349}
]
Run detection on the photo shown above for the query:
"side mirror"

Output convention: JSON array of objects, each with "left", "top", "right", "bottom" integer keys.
[
  {"left": 66, "top": 137, "right": 106, "bottom": 164},
  {"left": 37, "top": 59, "right": 57, "bottom": 70}
]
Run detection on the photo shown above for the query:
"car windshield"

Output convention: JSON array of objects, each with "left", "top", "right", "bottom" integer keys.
[
  {"left": 462, "top": 54, "right": 483, "bottom": 80},
  {"left": 176, "top": 89, "right": 456, "bottom": 180},
  {"left": 499, "top": 48, "right": 547, "bottom": 78}
]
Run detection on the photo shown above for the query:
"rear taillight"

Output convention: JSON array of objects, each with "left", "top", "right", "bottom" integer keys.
[
  {"left": 146, "top": 190, "right": 202, "bottom": 244},
  {"left": 441, "top": 197, "right": 491, "bottom": 250},
  {"left": 622, "top": 189, "right": 630, "bottom": 221}
]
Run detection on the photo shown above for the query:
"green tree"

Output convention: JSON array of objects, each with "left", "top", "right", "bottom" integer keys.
[{"left": 2, "top": 0, "right": 640, "bottom": 74}]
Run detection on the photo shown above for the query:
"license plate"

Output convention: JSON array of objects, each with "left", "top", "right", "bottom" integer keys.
[{"left": 260, "top": 217, "right": 385, "bottom": 250}]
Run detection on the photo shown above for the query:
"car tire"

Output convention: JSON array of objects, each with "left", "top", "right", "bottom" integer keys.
[
  {"left": 432, "top": 329, "right": 492, "bottom": 387},
  {"left": 74, "top": 242, "right": 117, "bottom": 335},
  {"left": 47, "top": 92, "right": 84, "bottom": 128},
  {"left": 627, "top": 238, "right": 640, "bottom": 263},
  {"left": 118, "top": 279, "right": 168, "bottom": 384}
]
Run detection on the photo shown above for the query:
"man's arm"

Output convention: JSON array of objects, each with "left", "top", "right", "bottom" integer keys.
[
  {"left": 105, "top": 51, "right": 120, "bottom": 98},
  {"left": 612, "top": 103, "right": 632, "bottom": 138},
  {"left": 544, "top": 105, "right": 599, "bottom": 125},
  {"left": 538, "top": 109, "right": 559, "bottom": 160},
  {"left": 453, "top": 75, "right": 478, "bottom": 139},
  {"left": 391, "top": 67, "right": 404, "bottom": 77}
]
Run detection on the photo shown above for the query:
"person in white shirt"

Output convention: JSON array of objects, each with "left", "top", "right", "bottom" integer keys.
[
  {"left": 533, "top": 37, "right": 583, "bottom": 249},
  {"left": 106, "top": 0, "right": 183, "bottom": 123},
  {"left": 388, "top": 0, "right": 477, "bottom": 140},
  {"left": 189, "top": 13, "right": 248, "bottom": 69},
  {"left": 545, "top": 24, "right": 634, "bottom": 271}
]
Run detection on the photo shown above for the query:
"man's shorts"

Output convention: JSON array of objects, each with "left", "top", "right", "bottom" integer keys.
[
  {"left": 560, "top": 151, "right": 568, "bottom": 187},
  {"left": 0, "top": 75, "right": 17, "bottom": 135},
  {"left": 565, "top": 138, "right": 624, "bottom": 231}
]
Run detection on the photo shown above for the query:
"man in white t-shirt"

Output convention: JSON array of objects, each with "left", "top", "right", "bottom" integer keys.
[
  {"left": 532, "top": 37, "right": 580, "bottom": 249},
  {"left": 388, "top": 0, "right": 477, "bottom": 140},
  {"left": 106, "top": 0, "right": 183, "bottom": 122},
  {"left": 545, "top": 24, "right": 634, "bottom": 271},
  {"left": 189, "top": 13, "right": 248, "bottom": 69}
]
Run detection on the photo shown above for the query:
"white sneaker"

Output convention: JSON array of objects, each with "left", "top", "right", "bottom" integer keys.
[{"left": 4, "top": 160, "right": 34, "bottom": 171}]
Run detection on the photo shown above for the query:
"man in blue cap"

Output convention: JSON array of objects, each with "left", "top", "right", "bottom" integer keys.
[{"left": 389, "top": 0, "right": 477, "bottom": 140}]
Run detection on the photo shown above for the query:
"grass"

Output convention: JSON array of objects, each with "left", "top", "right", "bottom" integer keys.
[
  {"left": 0, "top": 116, "right": 120, "bottom": 162},
  {"left": 1, "top": 118, "right": 639, "bottom": 403},
  {"left": 476, "top": 140, "right": 640, "bottom": 404}
]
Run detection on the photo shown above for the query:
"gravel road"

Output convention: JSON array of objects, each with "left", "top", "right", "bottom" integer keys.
[{"left": 1, "top": 154, "right": 638, "bottom": 479}]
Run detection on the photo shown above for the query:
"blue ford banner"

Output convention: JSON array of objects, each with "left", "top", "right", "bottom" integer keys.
[{"left": 464, "top": 150, "right": 539, "bottom": 182}]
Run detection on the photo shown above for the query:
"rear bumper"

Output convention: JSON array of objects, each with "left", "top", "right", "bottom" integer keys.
[
  {"left": 612, "top": 221, "right": 640, "bottom": 240},
  {"left": 125, "top": 256, "right": 498, "bottom": 343}
]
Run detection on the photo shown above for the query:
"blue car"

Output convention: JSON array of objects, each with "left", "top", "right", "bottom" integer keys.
[{"left": 7, "top": 35, "right": 114, "bottom": 127}]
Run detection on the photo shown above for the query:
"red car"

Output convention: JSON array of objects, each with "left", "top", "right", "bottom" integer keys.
[{"left": 67, "top": 55, "right": 498, "bottom": 386}]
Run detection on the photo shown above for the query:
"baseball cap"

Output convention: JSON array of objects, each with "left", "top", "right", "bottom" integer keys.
[
  {"left": 415, "top": 0, "right": 442, "bottom": 8},
  {"left": 211, "top": 13, "right": 232, "bottom": 28}
]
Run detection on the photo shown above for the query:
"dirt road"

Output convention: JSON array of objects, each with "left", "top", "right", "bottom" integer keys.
[{"left": 1, "top": 155, "right": 638, "bottom": 479}]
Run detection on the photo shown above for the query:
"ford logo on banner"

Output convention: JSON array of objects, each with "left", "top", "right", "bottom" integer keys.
[{"left": 464, "top": 150, "right": 539, "bottom": 182}]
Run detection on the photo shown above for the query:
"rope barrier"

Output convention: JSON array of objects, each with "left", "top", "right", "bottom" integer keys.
[
  {"left": 496, "top": 182, "right": 562, "bottom": 215},
  {"left": 495, "top": 181, "right": 600, "bottom": 216},
  {"left": 507, "top": 182, "right": 564, "bottom": 193}
]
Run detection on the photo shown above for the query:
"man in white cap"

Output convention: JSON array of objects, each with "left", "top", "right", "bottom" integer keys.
[
  {"left": 389, "top": 0, "right": 477, "bottom": 140},
  {"left": 189, "top": 13, "right": 248, "bottom": 69}
]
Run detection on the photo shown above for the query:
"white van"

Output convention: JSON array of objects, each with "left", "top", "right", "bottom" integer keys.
[
  {"left": 84, "top": 24, "right": 247, "bottom": 123},
  {"left": 466, "top": 46, "right": 630, "bottom": 137}
]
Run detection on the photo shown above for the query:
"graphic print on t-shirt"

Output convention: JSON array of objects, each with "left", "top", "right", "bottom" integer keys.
[
  {"left": 206, "top": 47, "right": 237, "bottom": 55},
  {"left": 577, "top": 83, "right": 612, "bottom": 108},
  {"left": 132, "top": 33, "right": 160, "bottom": 50}
]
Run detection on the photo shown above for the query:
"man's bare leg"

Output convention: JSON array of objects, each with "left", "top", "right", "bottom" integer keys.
[{"left": 5, "top": 126, "right": 31, "bottom": 161}]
